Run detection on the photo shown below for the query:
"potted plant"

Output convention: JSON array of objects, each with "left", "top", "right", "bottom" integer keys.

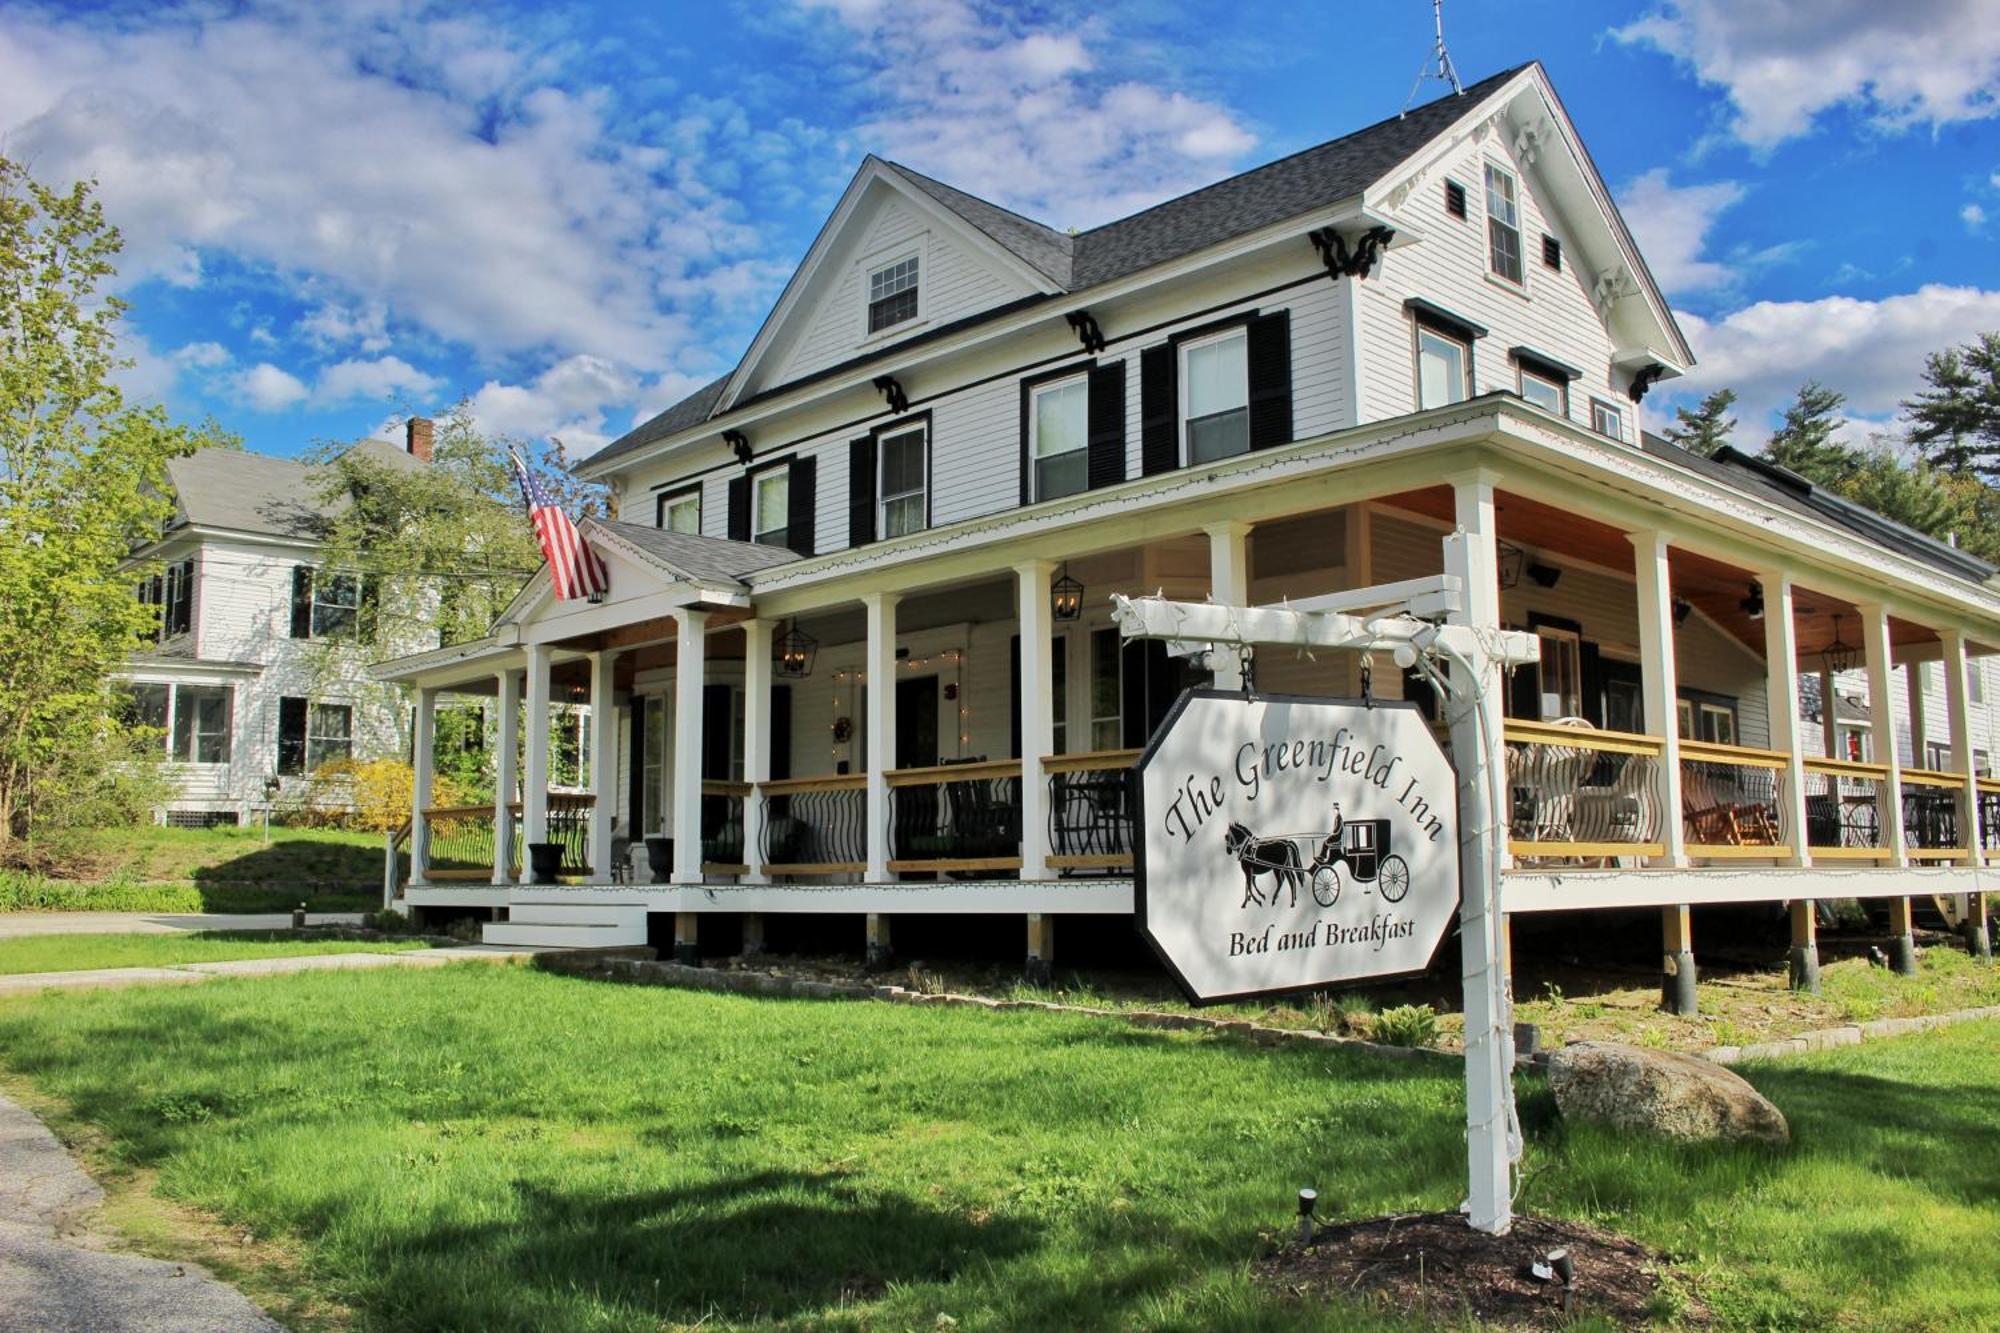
[
  {"left": 644, "top": 835, "right": 674, "bottom": 884},
  {"left": 526, "top": 842, "right": 563, "bottom": 885}
]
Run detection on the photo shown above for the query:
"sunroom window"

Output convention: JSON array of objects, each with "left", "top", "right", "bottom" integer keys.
[
  {"left": 879, "top": 424, "right": 927, "bottom": 537},
  {"left": 867, "top": 255, "right": 920, "bottom": 334},
  {"left": 1182, "top": 329, "right": 1249, "bottom": 464},
  {"left": 1031, "top": 376, "right": 1088, "bottom": 501},
  {"left": 1485, "top": 163, "right": 1523, "bottom": 285}
]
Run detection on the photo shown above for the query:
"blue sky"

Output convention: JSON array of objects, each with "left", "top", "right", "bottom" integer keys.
[{"left": 2, "top": 0, "right": 1996, "bottom": 459}]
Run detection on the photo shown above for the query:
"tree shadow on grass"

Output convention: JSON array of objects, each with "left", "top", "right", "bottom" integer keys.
[{"left": 379, "top": 1167, "right": 1037, "bottom": 1327}]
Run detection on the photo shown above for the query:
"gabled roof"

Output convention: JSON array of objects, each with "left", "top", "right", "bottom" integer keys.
[
  {"left": 880, "top": 160, "right": 1074, "bottom": 286},
  {"left": 159, "top": 439, "right": 422, "bottom": 542},
  {"left": 586, "top": 519, "right": 800, "bottom": 584}
]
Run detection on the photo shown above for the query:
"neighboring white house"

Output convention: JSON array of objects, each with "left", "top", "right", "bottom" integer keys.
[
  {"left": 376, "top": 62, "right": 2000, "bottom": 971},
  {"left": 123, "top": 420, "right": 439, "bottom": 824}
]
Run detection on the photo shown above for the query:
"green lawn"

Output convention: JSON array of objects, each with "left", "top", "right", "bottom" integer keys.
[
  {"left": 2, "top": 824, "right": 391, "bottom": 912},
  {"left": 0, "top": 931, "right": 431, "bottom": 976},
  {"left": 0, "top": 965, "right": 1993, "bottom": 1331}
]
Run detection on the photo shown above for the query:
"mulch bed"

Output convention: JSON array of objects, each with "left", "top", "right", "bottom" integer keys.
[{"left": 1254, "top": 1210, "right": 1708, "bottom": 1329}]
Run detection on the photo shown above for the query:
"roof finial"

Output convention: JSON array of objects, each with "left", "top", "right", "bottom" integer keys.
[{"left": 1402, "top": 0, "right": 1463, "bottom": 117}]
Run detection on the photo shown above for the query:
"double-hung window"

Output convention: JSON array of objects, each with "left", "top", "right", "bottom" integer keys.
[
  {"left": 1591, "top": 399, "right": 1625, "bottom": 440},
  {"left": 878, "top": 423, "right": 928, "bottom": 538},
  {"left": 307, "top": 703, "right": 353, "bottom": 770},
  {"left": 657, "top": 487, "right": 701, "bottom": 534},
  {"left": 1030, "top": 375, "right": 1088, "bottom": 501},
  {"left": 1535, "top": 627, "right": 1581, "bottom": 720},
  {"left": 1486, "top": 162, "right": 1523, "bottom": 284},
  {"left": 753, "top": 471, "right": 789, "bottom": 547},
  {"left": 867, "top": 255, "right": 920, "bottom": 334},
  {"left": 1417, "top": 328, "right": 1470, "bottom": 409},
  {"left": 1181, "top": 328, "right": 1249, "bottom": 464},
  {"left": 1519, "top": 367, "right": 1564, "bottom": 413}
]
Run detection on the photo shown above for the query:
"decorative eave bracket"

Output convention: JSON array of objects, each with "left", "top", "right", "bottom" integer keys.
[
  {"left": 1627, "top": 364, "right": 1668, "bottom": 404},
  {"left": 723, "top": 429, "right": 752, "bottom": 466},
  {"left": 1065, "top": 310, "right": 1108, "bottom": 355},
  {"left": 871, "top": 375, "right": 909, "bottom": 415},
  {"left": 1308, "top": 225, "right": 1396, "bottom": 282}
]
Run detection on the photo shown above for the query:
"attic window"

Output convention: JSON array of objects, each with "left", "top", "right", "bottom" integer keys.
[
  {"left": 867, "top": 255, "right": 920, "bottom": 333},
  {"left": 1542, "top": 234, "right": 1562, "bottom": 271},
  {"left": 1485, "top": 163, "right": 1523, "bottom": 285},
  {"left": 1443, "top": 180, "right": 1467, "bottom": 219}
]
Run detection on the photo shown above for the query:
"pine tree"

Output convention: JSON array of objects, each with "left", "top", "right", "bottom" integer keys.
[
  {"left": 1903, "top": 332, "right": 2000, "bottom": 479},
  {"left": 1661, "top": 388, "right": 1738, "bottom": 457},
  {"left": 1765, "top": 381, "right": 1855, "bottom": 480}
]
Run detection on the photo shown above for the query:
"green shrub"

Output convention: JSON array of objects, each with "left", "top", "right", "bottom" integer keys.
[{"left": 1372, "top": 1003, "right": 1440, "bottom": 1049}]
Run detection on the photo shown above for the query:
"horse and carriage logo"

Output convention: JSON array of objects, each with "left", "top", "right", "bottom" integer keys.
[{"left": 1221, "top": 802, "right": 1412, "bottom": 910}]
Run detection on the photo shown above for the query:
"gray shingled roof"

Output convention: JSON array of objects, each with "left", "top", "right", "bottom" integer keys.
[
  {"left": 590, "top": 520, "right": 800, "bottom": 584},
  {"left": 592, "top": 68, "right": 1530, "bottom": 471},
  {"left": 162, "top": 439, "right": 423, "bottom": 540}
]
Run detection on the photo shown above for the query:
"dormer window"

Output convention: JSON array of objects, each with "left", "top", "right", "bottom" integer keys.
[
  {"left": 1485, "top": 163, "right": 1523, "bottom": 285},
  {"left": 867, "top": 255, "right": 920, "bottom": 333}
]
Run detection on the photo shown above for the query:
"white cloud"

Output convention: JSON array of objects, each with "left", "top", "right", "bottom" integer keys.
[
  {"left": 801, "top": 0, "right": 1257, "bottom": 228},
  {"left": 1617, "top": 169, "right": 1747, "bottom": 295},
  {"left": 236, "top": 362, "right": 309, "bottom": 412},
  {"left": 1615, "top": 1, "right": 2000, "bottom": 148},
  {"left": 312, "top": 355, "right": 442, "bottom": 406},
  {"left": 464, "top": 354, "right": 642, "bottom": 457},
  {"left": 1964, "top": 202, "right": 1989, "bottom": 232},
  {"left": 172, "top": 341, "right": 231, "bottom": 370},
  {"left": 1664, "top": 284, "right": 2000, "bottom": 445}
]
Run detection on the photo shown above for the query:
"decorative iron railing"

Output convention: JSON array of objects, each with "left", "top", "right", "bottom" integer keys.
[
  {"left": 759, "top": 774, "right": 866, "bottom": 875},
  {"left": 1800, "top": 757, "right": 1891, "bottom": 859},
  {"left": 1679, "top": 740, "right": 1789, "bottom": 857},
  {"left": 1045, "top": 750, "right": 1141, "bottom": 874},
  {"left": 1900, "top": 767, "right": 1970, "bottom": 861},
  {"left": 1979, "top": 778, "right": 2000, "bottom": 858},
  {"left": 1502, "top": 720, "right": 1664, "bottom": 863},
  {"left": 701, "top": 780, "right": 750, "bottom": 871},
  {"left": 886, "top": 760, "right": 1023, "bottom": 874},
  {"left": 419, "top": 803, "right": 497, "bottom": 880}
]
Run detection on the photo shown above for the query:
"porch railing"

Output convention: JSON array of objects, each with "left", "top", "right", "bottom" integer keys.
[
  {"left": 701, "top": 779, "right": 750, "bottom": 873},
  {"left": 419, "top": 803, "right": 498, "bottom": 880},
  {"left": 1979, "top": 778, "right": 2000, "bottom": 862},
  {"left": 1046, "top": 749, "right": 1141, "bottom": 873},
  {"left": 1900, "top": 767, "right": 1971, "bottom": 862},
  {"left": 1801, "top": 757, "right": 1893, "bottom": 860},
  {"left": 1503, "top": 720, "right": 1665, "bottom": 863},
  {"left": 887, "top": 760, "right": 1023, "bottom": 874},
  {"left": 760, "top": 774, "right": 866, "bottom": 875},
  {"left": 1680, "top": 740, "right": 1790, "bottom": 858}
]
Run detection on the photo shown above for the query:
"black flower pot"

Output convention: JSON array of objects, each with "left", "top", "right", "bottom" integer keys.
[
  {"left": 527, "top": 842, "right": 563, "bottom": 885},
  {"left": 644, "top": 836, "right": 675, "bottom": 884}
]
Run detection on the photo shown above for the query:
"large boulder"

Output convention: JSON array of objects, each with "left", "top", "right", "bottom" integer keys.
[{"left": 1547, "top": 1041, "right": 1789, "bottom": 1145}]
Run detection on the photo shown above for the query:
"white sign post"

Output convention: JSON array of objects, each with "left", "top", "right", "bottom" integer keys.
[
  {"left": 1111, "top": 535, "right": 1537, "bottom": 1235},
  {"left": 1136, "top": 692, "right": 1460, "bottom": 1001}
]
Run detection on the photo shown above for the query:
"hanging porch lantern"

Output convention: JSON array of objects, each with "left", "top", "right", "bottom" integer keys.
[
  {"left": 1051, "top": 565, "right": 1085, "bottom": 621},
  {"left": 1824, "top": 613, "right": 1857, "bottom": 675},
  {"left": 1496, "top": 541, "right": 1525, "bottom": 590},
  {"left": 775, "top": 618, "right": 818, "bottom": 678}
]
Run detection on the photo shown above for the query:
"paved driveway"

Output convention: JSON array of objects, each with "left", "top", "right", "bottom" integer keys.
[
  {"left": 0, "top": 912, "right": 367, "bottom": 939},
  {"left": 0, "top": 1092, "right": 283, "bottom": 1331}
]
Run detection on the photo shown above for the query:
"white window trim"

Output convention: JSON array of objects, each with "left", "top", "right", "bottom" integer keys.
[
  {"left": 752, "top": 470, "right": 790, "bottom": 546},
  {"left": 1028, "top": 373, "right": 1089, "bottom": 502},
  {"left": 1413, "top": 324, "right": 1471, "bottom": 410},
  {"left": 1177, "top": 325, "right": 1250, "bottom": 466},
  {"left": 1484, "top": 160, "right": 1525, "bottom": 290},
  {"left": 858, "top": 235, "right": 929, "bottom": 344},
  {"left": 877, "top": 421, "right": 929, "bottom": 538},
  {"left": 1518, "top": 365, "right": 1566, "bottom": 416},
  {"left": 657, "top": 486, "right": 702, "bottom": 535},
  {"left": 1590, "top": 398, "right": 1626, "bottom": 441}
]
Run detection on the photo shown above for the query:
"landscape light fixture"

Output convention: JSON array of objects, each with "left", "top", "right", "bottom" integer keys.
[
  {"left": 1496, "top": 541, "right": 1525, "bottom": 590},
  {"left": 1740, "top": 582, "right": 1764, "bottom": 621},
  {"left": 1295, "top": 1188, "right": 1318, "bottom": 1244},
  {"left": 1824, "top": 613, "right": 1857, "bottom": 675},
  {"left": 1051, "top": 565, "right": 1085, "bottom": 621},
  {"left": 775, "top": 618, "right": 818, "bottom": 679}
]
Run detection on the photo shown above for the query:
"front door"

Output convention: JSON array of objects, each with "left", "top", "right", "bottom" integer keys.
[{"left": 896, "top": 676, "right": 939, "bottom": 768}]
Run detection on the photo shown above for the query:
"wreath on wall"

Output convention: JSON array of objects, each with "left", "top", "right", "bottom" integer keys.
[{"left": 833, "top": 716, "right": 854, "bottom": 743}]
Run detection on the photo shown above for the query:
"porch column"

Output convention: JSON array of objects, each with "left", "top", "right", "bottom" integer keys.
[
  {"left": 1016, "top": 561, "right": 1055, "bottom": 880},
  {"left": 588, "top": 649, "right": 619, "bottom": 882},
  {"left": 1206, "top": 520, "right": 1251, "bottom": 691},
  {"left": 1631, "top": 530, "right": 1694, "bottom": 1014},
  {"left": 672, "top": 610, "right": 708, "bottom": 885},
  {"left": 410, "top": 685, "right": 437, "bottom": 887},
  {"left": 1860, "top": 604, "right": 1917, "bottom": 975},
  {"left": 1907, "top": 663, "right": 1929, "bottom": 767},
  {"left": 1818, "top": 665, "right": 1838, "bottom": 758},
  {"left": 1448, "top": 470, "right": 1513, "bottom": 1235},
  {"left": 742, "top": 618, "right": 773, "bottom": 885},
  {"left": 864, "top": 592, "right": 900, "bottom": 881},
  {"left": 1758, "top": 571, "right": 1812, "bottom": 870},
  {"left": 493, "top": 668, "right": 520, "bottom": 884},
  {"left": 1942, "top": 631, "right": 1991, "bottom": 961},
  {"left": 523, "top": 644, "right": 553, "bottom": 851}
]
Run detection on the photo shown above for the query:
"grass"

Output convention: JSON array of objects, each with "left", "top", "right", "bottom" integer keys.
[
  {"left": 0, "top": 965, "right": 1995, "bottom": 1330},
  {"left": 2, "top": 824, "right": 390, "bottom": 913},
  {"left": 0, "top": 931, "right": 431, "bottom": 976}
]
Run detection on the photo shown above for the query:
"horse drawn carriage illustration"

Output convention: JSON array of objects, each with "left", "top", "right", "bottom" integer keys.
[{"left": 1223, "top": 815, "right": 1412, "bottom": 909}]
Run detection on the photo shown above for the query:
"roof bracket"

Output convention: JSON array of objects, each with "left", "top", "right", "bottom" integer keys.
[
  {"left": 871, "top": 375, "right": 909, "bottom": 415},
  {"left": 1065, "top": 310, "right": 1108, "bottom": 355},
  {"left": 1627, "top": 364, "right": 1667, "bottom": 404},
  {"left": 723, "top": 430, "right": 753, "bottom": 466},
  {"left": 1308, "top": 225, "right": 1396, "bottom": 281}
]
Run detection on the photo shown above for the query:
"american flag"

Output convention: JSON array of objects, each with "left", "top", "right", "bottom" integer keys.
[{"left": 510, "top": 450, "right": 609, "bottom": 601}]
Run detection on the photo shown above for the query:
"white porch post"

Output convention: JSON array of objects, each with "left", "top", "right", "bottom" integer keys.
[
  {"left": 1206, "top": 520, "right": 1250, "bottom": 690},
  {"left": 672, "top": 610, "right": 708, "bottom": 885},
  {"left": 1860, "top": 604, "right": 1918, "bottom": 975},
  {"left": 1449, "top": 470, "right": 1514, "bottom": 1236},
  {"left": 864, "top": 592, "right": 900, "bottom": 881},
  {"left": 1942, "top": 631, "right": 1991, "bottom": 960},
  {"left": 523, "top": 644, "right": 552, "bottom": 861},
  {"left": 742, "top": 618, "right": 773, "bottom": 886},
  {"left": 1907, "top": 662, "right": 1929, "bottom": 767},
  {"left": 1819, "top": 665, "right": 1839, "bottom": 758},
  {"left": 1758, "top": 572, "right": 1812, "bottom": 870},
  {"left": 493, "top": 668, "right": 520, "bottom": 884},
  {"left": 1016, "top": 562, "right": 1055, "bottom": 881},
  {"left": 1628, "top": 531, "right": 1687, "bottom": 867},
  {"left": 588, "top": 649, "right": 619, "bottom": 882},
  {"left": 410, "top": 685, "right": 437, "bottom": 887}
]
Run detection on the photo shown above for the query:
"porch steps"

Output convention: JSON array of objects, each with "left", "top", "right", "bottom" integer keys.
[{"left": 481, "top": 898, "right": 650, "bottom": 949}]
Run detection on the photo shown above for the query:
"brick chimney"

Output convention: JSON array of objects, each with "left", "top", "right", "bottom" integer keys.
[{"left": 405, "top": 416, "right": 434, "bottom": 463}]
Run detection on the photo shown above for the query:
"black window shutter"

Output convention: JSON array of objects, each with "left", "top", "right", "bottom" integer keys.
[
  {"left": 727, "top": 477, "right": 750, "bottom": 542},
  {"left": 1087, "top": 360, "right": 1127, "bottom": 489},
  {"left": 165, "top": 560, "right": 192, "bottom": 636},
  {"left": 768, "top": 685, "right": 793, "bottom": 781},
  {"left": 1508, "top": 663, "right": 1539, "bottom": 721},
  {"left": 1578, "top": 640, "right": 1604, "bottom": 727},
  {"left": 1017, "top": 382, "right": 1032, "bottom": 506},
  {"left": 357, "top": 575, "right": 379, "bottom": 644},
  {"left": 1246, "top": 310, "right": 1293, "bottom": 450},
  {"left": 277, "top": 697, "right": 307, "bottom": 775},
  {"left": 848, "top": 436, "right": 877, "bottom": 548},
  {"left": 1140, "top": 344, "right": 1177, "bottom": 476},
  {"left": 1121, "top": 640, "right": 1148, "bottom": 749},
  {"left": 626, "top": 698, "right": 646, "bottom": 834},
  {"left": 290, "top": 566, "right": 314, "bottom": 638},
  {"left": 701, "top": 683, "right": 732, "bottom": 780},
  {"left": 1009, "top": 634, "right": 1022, "bottom": 759},
  {"left": 787, "top": 456, "right": 816, "bottom": 556}
]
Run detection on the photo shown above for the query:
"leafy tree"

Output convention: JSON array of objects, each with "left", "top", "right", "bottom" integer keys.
[
  {"left": 1765, "top": 381, "right": 1855, "bottom": 478},
  {"left": 0, "top": 157, "right": 230, "bottom": 853},
  {"left": 1662, "top": 387, "right": 1738, "bottom": 457},
  {"left": 1903, "top": 332, "right": 2000, "bottom": 478}
]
